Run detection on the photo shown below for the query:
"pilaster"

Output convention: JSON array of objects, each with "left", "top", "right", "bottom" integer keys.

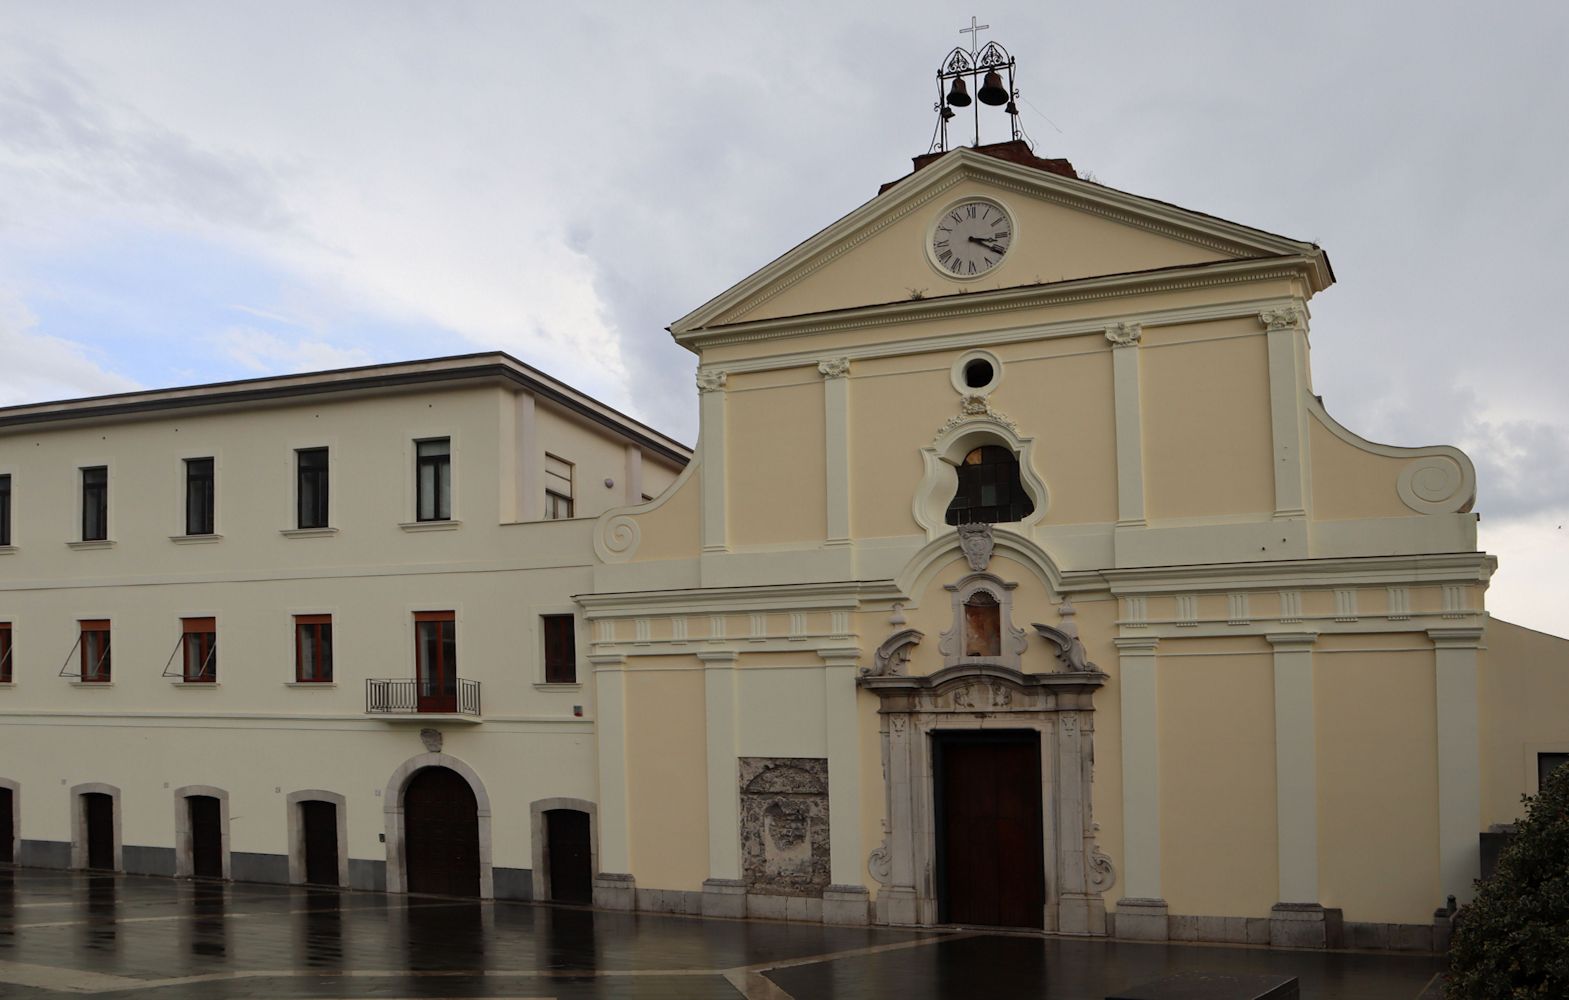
[
  {"left": 819, "top": 358, "right": 851, "bottom": 545},
  {"left": 1261, "top": 307, "right": 1310, "bottom": 521},
  {"left": 1114, "top": 635, "right": 1165, "bottom": 939},
  {"left": 623, "top": 444, "right": 643, "bottom": 506},
  {"left": 1430, "top": 627, "right": 1483, "bottom": 903},
  {"left": 515, "top": 391, "right": 540, "bottom": 521},
  {"left": 1107, "top": 323, "right": 1146, "bottom": 529},
  {"left": 589, "top": 653, "right": 630, "bottom": 875},
  {"left": 1267, "top": 632, "right": 1319, "bottom": 906},
  {"left": 699, "top": 651, "right": 740, "bottom": 895},
  {"left": 697, "top": 370, "right": 728, "bottom": 553}
]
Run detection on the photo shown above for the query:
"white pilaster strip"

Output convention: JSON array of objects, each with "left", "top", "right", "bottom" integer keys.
[
  {"left": 697, "top": 370, "right": 728, "bottom": 552},
  {"left": 1261, "top": 308, "right": 1309, "bottom": 518},
  {"left": 1107, "top": 324, "right": 1146, "bottom": 527},
  {"left": 590, "top": 654, "right": 631, "bottom": 872},
  {"left": 699, "top": 650, "right": 740, "bottom": 880},
  {"left": 1115, "top": 636, "right": 1161, "bottom": 898},
  {"left": 516, "top": 392, "right": 541, "bottom": 521},
  {"left": 820, "top": 647, "right": 862, "bottom": 886},
  {"left": 623, "top": 444, "right": 643, "bottom": 506},
  {"left": 1430, "top": 627, "right": 1484, "bottom": 903},
  {"left": 819, "top": 358, "right": 851, "bottom": 543},
  {"left": 1268, "top": 631, "right": 1319, "bottom": 903}
]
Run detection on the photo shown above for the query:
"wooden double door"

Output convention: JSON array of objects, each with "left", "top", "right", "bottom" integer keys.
[
  {"left": 403, "top": 767, "right": 480, "bottom": 897},
  {"left": 934, "top": 730, "right": 1045, "bottom": 929}
]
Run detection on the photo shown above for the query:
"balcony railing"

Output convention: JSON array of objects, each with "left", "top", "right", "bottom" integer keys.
[{"left": 365, "top": 678, "right": 481, "bottom": 717}]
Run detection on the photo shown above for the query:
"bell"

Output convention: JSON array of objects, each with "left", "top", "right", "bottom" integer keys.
[
  {"left": 1004, "top": 100, "right": 1019, "bottom": 116},
  {"left": 940, "top": 105, "right": 956, "bottom": 121},
  {"left": 946, "top": 76, "right": 971, "bottom": 107},
  {"left": 978, "top": 70, "right": 1009, "bottom": 106}
]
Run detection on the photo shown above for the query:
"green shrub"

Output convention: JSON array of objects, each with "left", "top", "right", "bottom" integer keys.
[{"left": 1446, "top": 761, "right": 1569, "bottom": 998}]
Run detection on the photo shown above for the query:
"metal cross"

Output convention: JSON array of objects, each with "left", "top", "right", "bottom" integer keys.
[{"left": 960, "top": 16, "right": 989, "bottom": 58}]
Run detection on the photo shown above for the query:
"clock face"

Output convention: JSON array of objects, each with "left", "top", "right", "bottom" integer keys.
[{"left": 930, "top": 200, "right": 1013, "bottom": 278}]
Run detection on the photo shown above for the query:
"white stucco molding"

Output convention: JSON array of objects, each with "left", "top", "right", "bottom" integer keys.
[
  {"left": 69, "top": 782, "right": 122, "bottom": 872},
  {"left": 593, "top": 454, "right": 700, "bottom": 564},
  {"left": 285, "top": 789, "right": 349, "bottom": 887},
  {"left": 913, "top": 418, "right": 1049, "bottom": 540},
  {"left": 173, "top": 784, "right": 231, "bottom": 880},
  {"left": 897, "top": 527, "right": 1066, "bottom": 607},
  {"left": 1307, "top": 396, "right": 1476, "bottom": 515},
  {"left": 382, "top": 751, "right": 495, "bottom": 899},
  {"left": 529, "top": 797, "right": 599, "bottom": 903}
]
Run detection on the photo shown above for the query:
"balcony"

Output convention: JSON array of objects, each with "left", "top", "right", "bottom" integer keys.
[{"left": 365, "top": 678, "right": 481, "bottom": 718}]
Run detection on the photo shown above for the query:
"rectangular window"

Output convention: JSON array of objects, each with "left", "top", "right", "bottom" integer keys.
[
  {"left": 79, "top": 620, "right": 111, "bottom": 682},
  {"left": 81, "top": 467, "right": 108, "bottom": 541},
  {"left": 0, "top": 622, "right": 12, "bottom": 683},
  {"left": 415, "top": 438, "right": 451, "bottom": 521},
  {"left": 182, "top": 617, "right": 217, "bottom": 683},
  {"left": 1540, "top": 752, "right": 1569, "bottom": 790},
  {"left": 0, "top": 473, "right": 11, "bottom": 546},
  {"left": 295, "top": 614, "right": 333, "bottom": 682},
  {"left": 185, "top": 457, "right": 215, "bottom": 536},
  {"left": 542, "top": 614, "right": 576, "bottom": 684},
  {"left": 296, "top": 448, "right": 329, "bottom": 529},
  {"left": 414, "top": 611, "right": 457, "bottom": 712},
  {"left": 545, "top": 454, "right": 573, "bottom": 519}
]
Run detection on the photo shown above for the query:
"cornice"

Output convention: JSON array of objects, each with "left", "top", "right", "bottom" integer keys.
[
  {"left": 575, "top": 579, "right": 901, "bottom": 616},
  {"left": 1093, "top": 551, "right": 1497, "bottom": 594},
  {"left": 676, "top": 257, "right": 1318, "bottom": 354}
]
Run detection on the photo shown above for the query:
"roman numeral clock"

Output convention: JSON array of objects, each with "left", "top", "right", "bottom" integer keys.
[{"left": 928, "top": 198, "right": 1013, "bottom": 277}]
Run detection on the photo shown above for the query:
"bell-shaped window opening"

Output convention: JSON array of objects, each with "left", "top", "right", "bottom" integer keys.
[
  {"left": 945, "top": 445, "right": 1035, "bottom": 525},
  {"left": 962, "top": 590, "right": 1002, "bottom": 657}
]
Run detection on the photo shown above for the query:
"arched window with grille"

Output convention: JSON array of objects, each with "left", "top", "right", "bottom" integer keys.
[{"left": 945, "top": 445, "right": 1035, "bottom": 525}]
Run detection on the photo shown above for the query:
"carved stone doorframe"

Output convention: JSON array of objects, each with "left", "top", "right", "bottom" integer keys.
[{"left": 860, "top": 663, "right": 1113, "bottom": 934}]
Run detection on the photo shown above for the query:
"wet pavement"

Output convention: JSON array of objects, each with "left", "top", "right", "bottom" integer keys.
[{"left": 0, "top": 867, "right": 1445, "bottom": 998}]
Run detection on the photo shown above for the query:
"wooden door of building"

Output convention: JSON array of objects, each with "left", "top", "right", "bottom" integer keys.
[
  {"left": 414, "top": 613, "right": 457, "bottom": 713},
  {"left": 187, "top": 796, "right": 223, "bottom": 879},
  {"left": 403, "top": 767, "right": 479, "bottom": 897},
  {"left": 84, "top": 793, "right": 114, "bottom": 870},
  {"left": 0, "top": 786, "right": 12, "bottom": 864},
  {"left": 545, "top": 809, "right": 592, "bottom": 903},
  {"left": 301, "top": 800, "right": 339, "bottom": 886},
  {"left": 934, "top": 731, "right": 1045, "bottom": 928}
]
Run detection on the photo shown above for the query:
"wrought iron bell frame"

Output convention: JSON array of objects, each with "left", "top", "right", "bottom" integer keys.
[{"left": 932, "top": 41, "right": 1022, "bottom": 153}]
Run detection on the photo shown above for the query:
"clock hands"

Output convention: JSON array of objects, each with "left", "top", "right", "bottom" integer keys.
[{"left": 967, "top": 235, "right": 1006, "bottom": 254}]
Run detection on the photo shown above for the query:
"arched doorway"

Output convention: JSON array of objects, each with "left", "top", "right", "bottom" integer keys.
[{"left": 403, "top": 767, "right": 480, "bottom": 897}]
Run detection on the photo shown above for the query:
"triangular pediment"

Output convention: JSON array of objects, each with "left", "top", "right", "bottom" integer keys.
[{"left": 671, "top": 147, "right": 1330, "bottom": 338}]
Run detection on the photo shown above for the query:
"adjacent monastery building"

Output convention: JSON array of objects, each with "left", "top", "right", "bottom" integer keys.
[{"left": 2, "top": 138, "right": 1566, "bottom": 950}]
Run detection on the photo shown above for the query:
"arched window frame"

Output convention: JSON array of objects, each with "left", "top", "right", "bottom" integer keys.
[{"left": 914, "top": 419, "right": 1049, "bottom": 540}]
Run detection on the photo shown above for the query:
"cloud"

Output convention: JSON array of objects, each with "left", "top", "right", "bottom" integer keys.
[
  {"left": 0, "top": 297, "right": 137, "bottom": 406},
  {"left": 214, "top": 326, "right": 371, "bottom": 375}
]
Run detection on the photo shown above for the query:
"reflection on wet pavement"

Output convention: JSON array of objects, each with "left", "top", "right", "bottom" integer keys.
[{"left": 0, "top": 866, "right": 1445, "bottom": 999}]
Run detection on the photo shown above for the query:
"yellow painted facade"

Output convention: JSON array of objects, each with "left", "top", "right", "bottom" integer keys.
[{"left": 2, "top": 142, "right": 1564, "bottom": 951}]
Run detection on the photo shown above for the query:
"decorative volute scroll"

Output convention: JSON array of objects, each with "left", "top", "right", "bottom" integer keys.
[
  {"left": 1304, "top": 395, "right": 1477, "bottom": 515},
  {"left": 1087, "top": 824, "right": 1117, "bottom": 893},
  {"left": 1032, "top": 598, "right": 1099, "bottom": 672},
  {"left": 695, "top": 369, "right": 728, "bottom": 393},
  {"left": 1258, "top": 306, "right": 1305, "bottom": 332},
  {"left": 957, "top": 522, "right": 994, "bottom": 572},
  {"left": 865, "top": 628, "right": 924, "bottom": 677},
  {"left": 867, "top": 821, "right": 893, "bottom": 886},
  {"left": 937, "top": 393, "right": 1018, "bottom": 437}
]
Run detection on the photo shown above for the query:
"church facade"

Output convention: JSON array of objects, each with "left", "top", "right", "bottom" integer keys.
[{"left": 1, "top": 141, "right": 1565, "bottom": 950}]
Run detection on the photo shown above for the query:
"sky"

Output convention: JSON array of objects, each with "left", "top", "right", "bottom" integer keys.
[{"left": 1, "top": 1, "right": 1565, "bottom": 636}]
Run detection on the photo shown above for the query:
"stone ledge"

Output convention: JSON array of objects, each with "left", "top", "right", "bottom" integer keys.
[
  {"left": 591, "top": 872, "right": 636, "bottom": 911},
  {"left": 822, "top": 884, "right": 871, "bottom": 925},
  {"left": 1112, "top": 897, "right": 1170, "bottom": 941}
]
